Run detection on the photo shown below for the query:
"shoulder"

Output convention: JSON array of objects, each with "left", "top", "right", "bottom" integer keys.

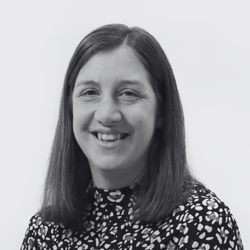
[
  {"left": 21, "top": 213, "right": 55, "bottom": 249},
  {"left": 183, "top": 182, "right": 231, "bottom": 218},
  {"left": 165, "top": 182, "right": 244, "bottom": 249},
  {"left": 21, "top": 213, "right": 71, "bottom": 249}
]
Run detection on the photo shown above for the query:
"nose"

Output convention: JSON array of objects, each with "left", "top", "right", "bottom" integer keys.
[{"left": 94, "top": 98, "right": 122, "bottom": 126}]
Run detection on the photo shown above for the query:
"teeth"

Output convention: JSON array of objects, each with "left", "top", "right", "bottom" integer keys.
[
  {"left": 97, "top": 133, "right": 125, "bottom": 141},
  {"left": 108, "top": 134, "right": 114, "bottom": 140}
]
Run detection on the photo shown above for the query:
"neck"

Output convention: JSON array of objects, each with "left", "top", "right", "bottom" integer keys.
[{"left": 91, "top": 167, "right": 145, "bottom": 190}]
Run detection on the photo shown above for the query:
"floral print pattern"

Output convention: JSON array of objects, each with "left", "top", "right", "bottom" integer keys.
[{"left": 21, "top": 182, "right": 243, "bottom": 249}]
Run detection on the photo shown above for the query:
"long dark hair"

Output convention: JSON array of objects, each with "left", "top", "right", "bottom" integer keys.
[{"left": 40, "top": 24, "right": 195, "bottom": 228}]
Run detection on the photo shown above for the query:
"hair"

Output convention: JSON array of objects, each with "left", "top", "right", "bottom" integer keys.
[{"left": 40, "top": 23, "right": 195, "bottom": 229}]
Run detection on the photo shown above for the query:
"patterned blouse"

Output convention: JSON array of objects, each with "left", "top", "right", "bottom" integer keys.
[{"left": 21, "top": 182, "right": 243, "bottom": 249}]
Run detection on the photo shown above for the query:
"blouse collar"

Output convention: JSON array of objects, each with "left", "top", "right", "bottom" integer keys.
[{"left": 86, "top": 181, "right": 138, "bottom": 205}]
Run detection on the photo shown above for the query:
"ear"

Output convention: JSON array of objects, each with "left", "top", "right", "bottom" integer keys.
[{"left": 156, "top": 117, "right": 163, "bottom": 128}]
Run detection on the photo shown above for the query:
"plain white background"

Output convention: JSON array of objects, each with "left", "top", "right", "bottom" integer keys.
[{"left": 0, "top": 1, "right": 249, "bottom": 248}]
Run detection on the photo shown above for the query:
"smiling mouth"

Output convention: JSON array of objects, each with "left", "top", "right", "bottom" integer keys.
[{"left": 93, "top": 133, "right": 128, "bottom": 141}]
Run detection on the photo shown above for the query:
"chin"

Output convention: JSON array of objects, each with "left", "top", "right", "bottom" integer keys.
[
  {"left": 96, "top": 163, "right": 123, "bottom": 172},
  {"left": 90, "top": 158, "right": 127, "bottom": 172}
]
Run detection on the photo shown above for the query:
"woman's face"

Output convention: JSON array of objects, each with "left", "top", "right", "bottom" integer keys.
[{"left": 72, "top": 47, "right": 159, "bottom": 184}]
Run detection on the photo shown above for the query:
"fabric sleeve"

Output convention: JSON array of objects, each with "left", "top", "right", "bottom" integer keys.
[
  {"left": 157, "top": 186, "right": 244, "bottom": 250},
  {"left": 188, "top": 210, "right": 243, "bottom": 250},
  {"left": 185, "top": 198, "right": 244, "bottom": 249},
  {"left": 20, "top": 214, "right": 52, "bottom": 250}
]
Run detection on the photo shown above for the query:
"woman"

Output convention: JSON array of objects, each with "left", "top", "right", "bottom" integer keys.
[{"left": 21, "top": 24, "right": 243, "bottom": 249}]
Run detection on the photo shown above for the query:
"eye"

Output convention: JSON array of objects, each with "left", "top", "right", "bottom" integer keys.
[
  {"left": 81, "top": 89, "right": 99, "bottom": 96},
  {"left": 119, "top": 90, "right": 139, "bottom": 97}
]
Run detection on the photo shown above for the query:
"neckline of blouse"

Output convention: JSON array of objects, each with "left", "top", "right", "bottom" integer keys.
[{"left": 86, "top": 180, "right": 139, "bottom": 205}]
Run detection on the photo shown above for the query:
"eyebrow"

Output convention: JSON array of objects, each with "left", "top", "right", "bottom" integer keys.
[
  {"left": 118, "top": 80, "right": 145, "bottom": 88},
  {"left": 75, "top": 80, "right": 145, "bottom": 88},
  {"left": 75, "top": 80, "right": 98, "bottom": 88}
]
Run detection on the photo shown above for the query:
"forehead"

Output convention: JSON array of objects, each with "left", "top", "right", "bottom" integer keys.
[{"left": 76, "top": 47, "right": 150, "bottom": 84}]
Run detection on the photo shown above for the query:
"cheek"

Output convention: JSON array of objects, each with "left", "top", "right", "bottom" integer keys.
[
  {"left": 72, "top": 112, "right": 91, "bottom": 152},
  {"left": 132, "top": 106, "right": 156, "bottom": 127},
  {"left": 72, "top": 116, "right": 82, "bottom": 146},
  {"left": 135, "top": 117, "right": 156, "bottom": 138},
  {"left": 72, "top": 110, "right": 81, "bottom": 134},
  {"left": 73, "top": 108, "right": 92, "bottom": 132}
]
